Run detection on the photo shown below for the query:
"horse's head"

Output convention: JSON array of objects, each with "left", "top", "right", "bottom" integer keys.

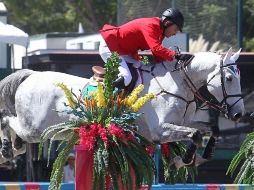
[{"left": 206, "top": 47, "right": 245, "bottom": 121}]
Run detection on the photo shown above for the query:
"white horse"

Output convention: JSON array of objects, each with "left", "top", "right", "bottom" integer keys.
[{"left": 0, "top": 48, "right": 244, "bottom": 168}]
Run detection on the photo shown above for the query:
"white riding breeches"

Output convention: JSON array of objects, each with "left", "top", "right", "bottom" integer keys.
[{"left": 99, "top": 37, "right": 141, "bottom": 86}]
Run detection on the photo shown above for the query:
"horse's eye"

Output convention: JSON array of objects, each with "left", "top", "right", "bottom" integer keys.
[{"left": 226, "top": 75, "right": 233, "bottom": 82}]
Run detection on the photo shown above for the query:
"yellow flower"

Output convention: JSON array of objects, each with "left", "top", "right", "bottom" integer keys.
[
  {"left": 56, "top": 82, "right": 77, "bottom": 108},
  {"left": 125, "top": 84, "right": 144, "bottom": 107},
  {"left": 131, "top": 93, "right": 155, "bottom": 112},
  {"left": 96, "top": 83, "right": 106, "bottom": 108}
]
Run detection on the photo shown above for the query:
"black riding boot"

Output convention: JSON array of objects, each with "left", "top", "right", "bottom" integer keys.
[{"left": 113, "top": 76, "right": 125, "bottom": 90}]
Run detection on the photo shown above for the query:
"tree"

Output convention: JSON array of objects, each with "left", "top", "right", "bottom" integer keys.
[
  {"left": 243, "top": 0, "right": 254, "bottom": 51},
  {"left": 2, "top": 0, "right": 116, "bottom": 35}
]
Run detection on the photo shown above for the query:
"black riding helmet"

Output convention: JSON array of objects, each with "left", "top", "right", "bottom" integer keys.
[{"left": 161, "top": 8, "right": 184, "bottom": 32}]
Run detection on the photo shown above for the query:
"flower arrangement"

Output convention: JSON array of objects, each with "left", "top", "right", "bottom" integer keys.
[{"left": 38, "top": 53, "right": 155, "bottom": 190}]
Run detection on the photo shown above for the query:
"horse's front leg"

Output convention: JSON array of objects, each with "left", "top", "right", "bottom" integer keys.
[
  {"left": 159, "top": 123, "right": 201, "bottom": 144},
  {"left": 159, "top": 123, "right": 203, "bottom": 169},
  {"left": 203, "top": 107, "right": 220, "bottom": 160}
]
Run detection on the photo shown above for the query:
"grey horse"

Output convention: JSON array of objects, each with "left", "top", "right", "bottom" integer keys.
[{"left": 0, "top": 48, "right": 245, "bottom": 168}]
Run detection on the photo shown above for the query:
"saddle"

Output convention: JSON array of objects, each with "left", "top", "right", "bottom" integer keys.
[{"left": 92, "top": 66, "right": 105, "bottom": 82}]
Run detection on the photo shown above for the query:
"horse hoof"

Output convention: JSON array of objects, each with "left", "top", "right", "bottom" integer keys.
[
  {"left": 172, "top": 156, "right": 185, "bottom": 169},
  {"left": 2, "top": 149, "right": 13, "bottom": 159},
  {"left": 1, "top": 139, "right": 14, "bottom": 159}
]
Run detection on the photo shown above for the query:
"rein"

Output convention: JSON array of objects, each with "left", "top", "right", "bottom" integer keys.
[{"left": 139, "top": 63, "right": 195, "bottom": 118}]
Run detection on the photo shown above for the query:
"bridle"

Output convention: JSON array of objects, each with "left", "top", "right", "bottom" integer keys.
[
  {"left": 178, "top": 56, "right": 243, "bottom": 117},
  {"left": 139, "top": 56, "right": 243, "bottom": 118},
  {"left": 205, "top": 59, "right": 243, "bottom": 116}
]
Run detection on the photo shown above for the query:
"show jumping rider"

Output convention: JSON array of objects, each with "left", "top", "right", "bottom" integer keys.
[{"left": 99, "top": 8, "right": 186, "bottom": 88}]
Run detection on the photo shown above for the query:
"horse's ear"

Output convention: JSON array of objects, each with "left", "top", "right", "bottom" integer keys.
[
  {"left": 230, "top": 48, "right": 242, "bottom": 63},
  {"left": 223, "top": 47, "right": 233, "bottom": 65}
]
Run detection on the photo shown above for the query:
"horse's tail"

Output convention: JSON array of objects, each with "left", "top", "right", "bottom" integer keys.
[{"left": 0, "top": 69, "right": 34, "bottom": 115}]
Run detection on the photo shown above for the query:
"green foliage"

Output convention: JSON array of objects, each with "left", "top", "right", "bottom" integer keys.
[
  {"left": 245, "top": 37, "right": 254, "bottom": 52},
  {"left": 104, "top": 52, "right": 120, "bottom": 99},
  {"left": 243, "top": 0, "right": 254, "bottom": 39},
  {"left": 141, "top": 56, "right": 150, "bottom": 65},
  {"left": 2, "top": 0, "right": 117, "bottom": 34},
  {"left": 94, "top": 136, "right": 155, "bottom": 190},
  {"left": 243, "top": 0, "right": 254, "bottom": 51},
  {"left": 38, "top": 120, "right": 80, "bottom": 190},
  {"left": 184, "top": 0, "right": 238, "bottom": 50},
  {"left": 227, "top": 130, "right": 254, "bottom": 184}
]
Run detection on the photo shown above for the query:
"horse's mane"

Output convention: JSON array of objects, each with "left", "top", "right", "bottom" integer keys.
[{"left": 0, "top": 69, "right": 34, "bottom": 115}]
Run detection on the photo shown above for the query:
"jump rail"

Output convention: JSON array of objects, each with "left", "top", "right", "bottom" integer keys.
[{"left": 0, "top": 183, "right": 253, "bottom": 190}]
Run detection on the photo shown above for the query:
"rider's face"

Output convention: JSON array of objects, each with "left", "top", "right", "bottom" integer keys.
[{"left": 164, "top": 23, "right": 179, "bottom": 38}]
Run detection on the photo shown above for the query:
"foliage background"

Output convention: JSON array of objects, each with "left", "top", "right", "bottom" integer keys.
[
  {"left": 2, "top": 0, "right": 254, "bottom": 51},
  {"left": 2, "top": 0, "right": 116, "bottom": 34}
]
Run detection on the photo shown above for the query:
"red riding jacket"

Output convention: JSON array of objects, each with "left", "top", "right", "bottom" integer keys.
[{"left": 100, "top": 17, "right": 176, "bottom": 62}]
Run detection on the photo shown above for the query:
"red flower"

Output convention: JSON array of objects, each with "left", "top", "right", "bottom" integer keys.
[
  {"left": 79, "top": 124, "right": 88, "bottom": 138},
  {"left": 146, "top": 145, "right": 156, "bottom": 157},
  {"left": 79, "top": 123, "right": 97, "bottom": 151},
  {"left": 89, "top": 123, "right": 98, "bottom": 136},
  {"left": 98, "top": 124, "right": 108, "bottom": 145},
  {"left": 108, "top": 123, "right": 125, "bottom": 139},
  {"left": 161, "top": 143, "right": 170, "bottom": 158},
  {"left": 79, "top": 136, "right": 95, "bottom": 151}
]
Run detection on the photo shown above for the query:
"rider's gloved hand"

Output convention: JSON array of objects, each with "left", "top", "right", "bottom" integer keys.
[
  {"left": 175, "top": 53, "right": 184, "bottom": 60},
  {"left": 175, "top": 53, "right": 192, "bottom": 62}
]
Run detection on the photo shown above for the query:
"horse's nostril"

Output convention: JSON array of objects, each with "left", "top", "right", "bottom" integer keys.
[{"left": 233, "top": 113, "right": 242, "bottom": 121}]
